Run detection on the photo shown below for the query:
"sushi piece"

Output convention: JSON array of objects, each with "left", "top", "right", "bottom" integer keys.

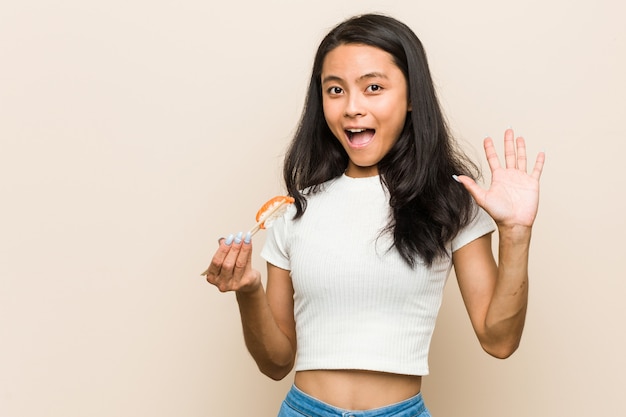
[{"left": 249, "top": 195, "right": 294, "bottom": 236}]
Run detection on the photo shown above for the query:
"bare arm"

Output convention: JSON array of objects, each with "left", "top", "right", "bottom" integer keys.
[
  {"left": 454, "top": 129, "right": 544, "bottom": 358},
  {"left": 453, "top": 230, "right": 530, "bottom": 358},
  {"left": 205, "top": 234, "right": 296, "bottom": 380}
]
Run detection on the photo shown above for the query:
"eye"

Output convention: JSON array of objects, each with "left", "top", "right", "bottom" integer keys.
[
  {"left": 366, "top": 84, "right": 382, "bottom": 93},
  {"left": 327, "top": 86, "right": 343, "bottom": 95}
]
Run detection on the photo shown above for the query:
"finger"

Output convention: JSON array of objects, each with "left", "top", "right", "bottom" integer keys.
[
  {"left": 515, "top": 136, "right": 528, "bottom": 172},
  {"left": 219, "top": 232, "right": 245, "bottom": 279},
  {"left": 233, "top": 232, "right": 253, "bottom": 278},
  {"left": 203, "top": 234, "right": 234, "bottom": 277},
  {"left": 503, "top": 129, "right": 517, "bottom": 169},
  {"left": 483, "top": 137, "right": 501, "bottom": 172},
  {"left": 200, "top": 234, "right": 235, "bottom": 282},
  {"left": 531, "top": 151, "right": 545, "bottom": 181}
]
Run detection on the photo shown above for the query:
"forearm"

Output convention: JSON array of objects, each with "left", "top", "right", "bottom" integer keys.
[
  {"left": 236, "top": 286, "right": 295, "bottom": 380},
  {"left": 482, "top": 225, "right": 531, "bottom": 358}
]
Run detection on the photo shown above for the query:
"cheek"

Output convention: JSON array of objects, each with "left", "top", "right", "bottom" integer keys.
[
  {"left": 382, "top": 113, "right": 408, "bottom": 147},
  {"left": 322, "top": 101, "right": 343, "bottom": 129},
  {"left": 322, "top": 98, "right": 336, "bottom": 115},
  {"left": 378, "top": 103, "right": 407, "bottom": 131}
]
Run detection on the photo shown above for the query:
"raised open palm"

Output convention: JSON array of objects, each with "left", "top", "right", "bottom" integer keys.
[{"left": 456, "top": 129, "right": 545, "bottom": 228}]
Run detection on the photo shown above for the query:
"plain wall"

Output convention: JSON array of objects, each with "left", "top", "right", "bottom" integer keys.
[{"left": 1, "top": 0, "right": 624, "bottom": 416}]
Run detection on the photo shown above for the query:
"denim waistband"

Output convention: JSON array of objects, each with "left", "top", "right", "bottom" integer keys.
[{"left": 282, "top": 384, "right": 428, "bottom": 417}]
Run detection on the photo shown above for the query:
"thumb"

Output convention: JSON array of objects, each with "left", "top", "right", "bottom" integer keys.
[{"left": 453, "top": 175, "right": 485, "bottom": 205}]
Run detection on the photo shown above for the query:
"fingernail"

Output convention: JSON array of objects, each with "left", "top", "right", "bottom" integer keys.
[
  {"left": 234, "top": 231, "right": 243, "bottom": 244},
  {"left": 244, "top": 231, "right": 252, "bottom": 244},
  {"left": 217, "top": 236, "right": 225, "bottom": 244},
  {"left": 452, "top": 174, "right": 461, "bottom": 183},
  {"left": 224, "top": 234, "right": 235, "bottom": 245}
]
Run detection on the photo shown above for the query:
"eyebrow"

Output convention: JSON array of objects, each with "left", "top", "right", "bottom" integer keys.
[{"left": 321, "top": 72, "right": 388, "bottom": 84}]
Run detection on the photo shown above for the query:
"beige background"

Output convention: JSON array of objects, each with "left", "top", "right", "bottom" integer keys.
[{"left": 1, "top": 0, "right": 624, "bottom": 416}]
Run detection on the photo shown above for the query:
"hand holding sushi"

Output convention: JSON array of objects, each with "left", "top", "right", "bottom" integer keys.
[{"left": 202, "top": 196, "right": 294, "bottom": 293}]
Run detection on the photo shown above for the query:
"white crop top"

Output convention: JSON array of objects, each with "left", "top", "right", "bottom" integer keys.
[{"left": 261, "top": 174, "right": 495, "bottom": 376}]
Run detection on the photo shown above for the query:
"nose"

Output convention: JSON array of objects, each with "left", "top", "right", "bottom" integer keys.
[{"left": 344, "top": 93, "right": 366, "bottom": 118}]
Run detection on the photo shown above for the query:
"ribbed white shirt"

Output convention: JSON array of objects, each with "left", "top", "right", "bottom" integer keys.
[{"left": 261, "top": 174, "right": 495, "bottom": 376}]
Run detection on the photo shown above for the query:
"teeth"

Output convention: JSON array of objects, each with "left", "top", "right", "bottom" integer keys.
[{"left": 347, "top": 128, "right": 367, "bottom": 133}]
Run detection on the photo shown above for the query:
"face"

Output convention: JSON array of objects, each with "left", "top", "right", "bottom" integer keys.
[{"left": 321, "top": 43, "right": 410, "bottom": 178}]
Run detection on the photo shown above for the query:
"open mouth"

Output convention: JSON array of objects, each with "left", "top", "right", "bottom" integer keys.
[{"left": 345, "top": 128, "right": 375, "bottom": 147}]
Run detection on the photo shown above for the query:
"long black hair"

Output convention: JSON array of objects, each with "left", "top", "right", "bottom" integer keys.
[{"left": 283, "top": 13, "right": 480, "bottom": 267}]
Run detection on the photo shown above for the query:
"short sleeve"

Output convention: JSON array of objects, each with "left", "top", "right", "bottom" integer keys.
[
  {"left": 451, "top": 206, "right": 496, "bottom": 252},
  {"left": 260, "top": 208, "right": 292, "bottom": 270}
]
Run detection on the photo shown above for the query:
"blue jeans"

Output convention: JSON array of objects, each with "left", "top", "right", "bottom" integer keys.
[{"left": 277, "top": 385, "right": 432, "bottom": 417}]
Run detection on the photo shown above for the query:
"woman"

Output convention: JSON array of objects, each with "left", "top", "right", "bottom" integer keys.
[{"left": 205, "top": 14, "right": 544, "bottom": 416}]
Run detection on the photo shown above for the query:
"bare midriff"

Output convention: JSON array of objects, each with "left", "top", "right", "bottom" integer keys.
[{"left": 294, "top": 370, "right": 422, "bottom": 410}]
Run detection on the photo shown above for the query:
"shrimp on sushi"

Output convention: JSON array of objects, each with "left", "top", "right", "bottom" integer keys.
[{"left": 250, "top": 195, "right": 295, "bottom": 236}]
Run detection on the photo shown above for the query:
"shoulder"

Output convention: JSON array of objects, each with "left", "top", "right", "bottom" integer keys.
[{"left": 451, "top": 206, "right": 496, "bottom": 252}]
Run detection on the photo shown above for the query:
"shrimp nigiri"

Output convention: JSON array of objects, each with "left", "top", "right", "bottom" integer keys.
[{"left": 250, "top": 195, "right": 295, "bottom": 236}]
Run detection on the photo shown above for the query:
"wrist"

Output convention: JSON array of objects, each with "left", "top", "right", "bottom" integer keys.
[
  {"left": 235, "top": 280, "right": 264, "bottom": 299},
  {"left": 497, "top": 224, "right": 532, "bottom": 244}
]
